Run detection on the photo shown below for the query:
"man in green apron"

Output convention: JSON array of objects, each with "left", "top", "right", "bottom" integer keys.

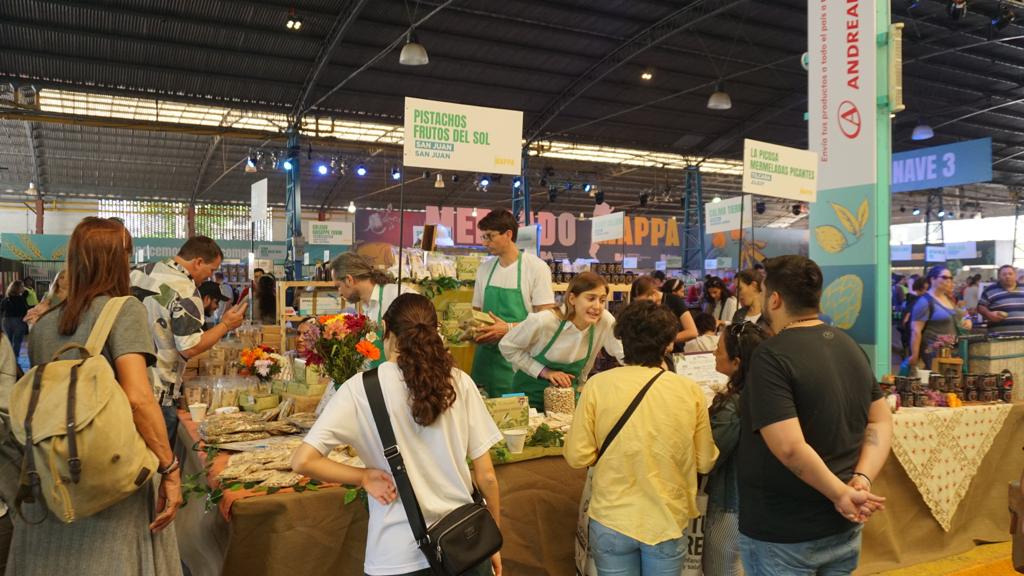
[
  {"left": 510, "top": 319, "right": 594, "bottom": 410},
  {"left": 471, "top": 210, "right": 555, "bottom": 398}
]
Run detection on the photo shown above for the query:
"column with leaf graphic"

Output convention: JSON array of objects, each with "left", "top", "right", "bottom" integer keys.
[{"left": 808, "top": 0, "right": 892, "bottom": 376}]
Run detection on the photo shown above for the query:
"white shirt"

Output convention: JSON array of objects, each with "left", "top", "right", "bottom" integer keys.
[
  {"left": 499, "top": 309, "right": 624, "bottom": 381},
  {"left": 360, "top": 283, "right": 419, "bottom": 324},
  {"left": 683, "top": 333, "right": 720, "bottom": 353},
  {"left": 708, "top": 296, "right": 738, "bottom": 324},
  {"left": 304, "top": 363, "right": 501, "bottom": 576},
  {"left": 472, "top": 251, "right": 555, "bottom": 314}
]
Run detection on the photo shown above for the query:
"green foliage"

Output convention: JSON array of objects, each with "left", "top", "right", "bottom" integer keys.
[
  {"left": 525, "top": 424, "right": 564, "bottom": 448},
  {"left": 415, "top": 276, "right": 471, "bottom": 301}
]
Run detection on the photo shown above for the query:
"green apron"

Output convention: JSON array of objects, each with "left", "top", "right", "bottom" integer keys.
[
  {"left": 471, "top": 254, "right": 530, "bottom": 398},
  {"left": 511, "top": 319, "right": 595, "bottom": 411},
  {"left": 367, "top": 284, "right": 387, "bottom": 370}
]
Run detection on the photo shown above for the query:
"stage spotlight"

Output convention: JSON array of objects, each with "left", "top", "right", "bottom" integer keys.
[
  {"left": 595, "top": 191, "right": 605, "bottom": 205},
  {"left": 355, "top": 165, "right": 367, "bottom": 177},
  {"left": 282, "top": 157, "right": 294, "bottom": 171},
  {"left": 792, "top": 204, "right": 802, "bottom": 216},
  {"left": 912, "top": 207, "right": 921, "bottom": 216},
  {"left": 639, "top": 192, "right": 649, "bottom": 207},
  {"left": 583, "top": 183, "right": 592, "bottom": 193},
  {"left": 513, "top": 177, "right": 522, "bottom": 189},
  {"left": 755, "top": 201, "right": 766, "bottom": 215},
  {"left": 391, "top": 167, "right": 401, "bottom": 180},
  {"left": 317, "top": 164, "right": 329, "bottom": 176},
  {"left": 937, "top": 209, "right": 946, "bottom": 218},
  {"left": 479, "top": 176, "right": 490, "bottom": 187},
  {"left": 548, "top": 186, "right": 558, "bottom": 202}
]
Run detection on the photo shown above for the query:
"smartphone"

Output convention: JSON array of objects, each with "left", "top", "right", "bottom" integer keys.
[{"left": 236, "top": 286, "right": 250, "bottom": 305}]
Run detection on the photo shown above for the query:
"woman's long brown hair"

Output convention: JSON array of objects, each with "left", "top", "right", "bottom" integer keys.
[
  {"left": 382, "top": 293, "right": 456, "bottom": 426},
  {"left": 60, "top": 217, "right": 133, "bottom": 335}
]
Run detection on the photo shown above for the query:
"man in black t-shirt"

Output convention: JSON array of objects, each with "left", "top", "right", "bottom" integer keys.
[{"left": 737, "top": 256, "right": 894, "bottom": 575}]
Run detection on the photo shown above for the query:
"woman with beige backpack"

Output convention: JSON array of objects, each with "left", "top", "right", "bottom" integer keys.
[{"left": 7, "top": 217, "right": 182, "bottom": 575}]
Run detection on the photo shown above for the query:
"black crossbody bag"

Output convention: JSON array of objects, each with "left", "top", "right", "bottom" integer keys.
[{"left": 363, "top": 368, "right": 503, "bottom": 576}]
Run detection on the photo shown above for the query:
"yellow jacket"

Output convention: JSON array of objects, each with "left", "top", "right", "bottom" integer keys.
[{"left": 564, "top": 365, "right": 718, "bottom": 545}]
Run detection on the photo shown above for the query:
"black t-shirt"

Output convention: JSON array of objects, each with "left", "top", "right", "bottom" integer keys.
[
  {"left": 663, "top": 293, "right": 688, "bottom": 319},
  {"left": 737, "top": 324, "right": 883, "bottom": 543}
]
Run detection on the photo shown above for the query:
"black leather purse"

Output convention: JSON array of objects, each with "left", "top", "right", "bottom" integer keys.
[{"left": 363, "top": 368, "right": 502, "bottom": 575}]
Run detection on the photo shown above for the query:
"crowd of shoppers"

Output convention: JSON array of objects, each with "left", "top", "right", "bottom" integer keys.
[{"left": 0, "top": 213, "right": 903, "bottom": 576}]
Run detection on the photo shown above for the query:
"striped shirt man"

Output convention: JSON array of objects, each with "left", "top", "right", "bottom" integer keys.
[{"left": 979, "top": 266, "right": 1024, "bottom": 337}]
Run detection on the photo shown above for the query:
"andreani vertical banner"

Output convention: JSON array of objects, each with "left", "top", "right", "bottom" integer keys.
[{"left": 808, "top": 0, "right": 891, "bottom": 375}]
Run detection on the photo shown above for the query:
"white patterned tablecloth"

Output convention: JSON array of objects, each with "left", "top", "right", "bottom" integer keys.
[{"left": 890, "top": 404, "right": 1014, "bottom": 531}]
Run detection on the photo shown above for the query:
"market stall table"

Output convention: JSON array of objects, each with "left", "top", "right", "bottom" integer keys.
[
  {"left": 172, "top": 411, "right": 586, "bottom": 576},
  {"left": 175, "top": 402, "right": 1022, "bottom": 576},
  {"left": 856, "top": 403, "right": 1024, "bottom": 574}
]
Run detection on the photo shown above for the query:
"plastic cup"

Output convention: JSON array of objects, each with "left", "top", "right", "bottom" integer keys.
[
  {"left": 188, "top": 403, "right": 208, "bottom": 423},
  {"left": 502, "top": 429, "right": 528, "bottom": 454}
]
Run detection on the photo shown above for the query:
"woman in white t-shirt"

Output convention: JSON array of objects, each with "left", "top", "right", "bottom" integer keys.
[{"left": 292, "top": 293, "right": 503, "bottom": 576}]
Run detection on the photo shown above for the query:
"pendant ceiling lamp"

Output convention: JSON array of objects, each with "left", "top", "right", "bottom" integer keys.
[
  {"left": 399, "top": 32, "right": 429, "bottom": 66},
  {"left": 707, "top": 82, "right": 732, "bottom": 110}
]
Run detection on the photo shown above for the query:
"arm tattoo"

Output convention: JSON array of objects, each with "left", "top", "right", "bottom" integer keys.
[{"left": 864, "top": 428, "right": 879, "bottom": 447}]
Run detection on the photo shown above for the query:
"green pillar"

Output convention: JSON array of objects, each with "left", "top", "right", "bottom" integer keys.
[{"left": 808, "top": 0, "right": 892, "bottom": 378}]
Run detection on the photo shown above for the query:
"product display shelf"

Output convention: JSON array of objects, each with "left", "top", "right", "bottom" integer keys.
[
  {"left": 552, "top": 283, "right": 632, "bottom": 299},
  {"left": 275, "top": 281, "right": 341, "bottom": 346}
]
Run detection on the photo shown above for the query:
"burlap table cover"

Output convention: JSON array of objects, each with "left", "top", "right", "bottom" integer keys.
[
  {"left": 890, "top": 404, "right": 1014, "bottom": 531},
  {"left": 174, "top": 405, "right": 1024, "bottom": 575}
]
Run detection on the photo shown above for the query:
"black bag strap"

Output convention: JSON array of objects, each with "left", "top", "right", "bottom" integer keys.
[
  {"left": 363, "top": 368, "right": 436, "bottom": 565},
  {"left": 595, "top": 368, "right": 664, "bottom": 466}
]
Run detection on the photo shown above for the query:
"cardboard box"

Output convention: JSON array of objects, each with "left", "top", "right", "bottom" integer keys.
[{"left": 483, "top": 396, "right": 529, "bottom": 430}]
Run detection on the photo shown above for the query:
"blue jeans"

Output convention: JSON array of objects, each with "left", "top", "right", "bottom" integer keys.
[
  {"left": 161, "top": 404, "right": 179, "bottom": 447},
  {"left": 739, "top": 526, "right": 862, "bottom": 576},
  {"left": 589, "top": 519, "right": 686, "bottom": 576}
]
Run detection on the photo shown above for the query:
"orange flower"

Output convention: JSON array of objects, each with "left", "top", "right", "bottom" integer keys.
[{"left": 355, "top": 339, "right": 380, "bottom": 361}]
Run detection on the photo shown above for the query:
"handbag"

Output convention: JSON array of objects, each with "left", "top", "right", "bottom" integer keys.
[
  {"left": 363, "top": 368, "right": 502, "bottom": 576},
  {"left": 575, "top": 369, "right": 665, "bottom": 576}
]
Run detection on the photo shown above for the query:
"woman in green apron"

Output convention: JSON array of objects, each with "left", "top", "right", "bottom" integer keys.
[
  {"left": 499, "top": 272, "right": 625, "bottom": 410},
  {"left": 470, "top": 253, "right": 530, "bottom": 397},
  {"left": 328, "top": 252, "right": 413, "bottom": 369}
]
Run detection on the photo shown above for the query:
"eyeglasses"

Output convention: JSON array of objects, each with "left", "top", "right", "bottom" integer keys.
[
  {"left": 481, "top": 232, "right": 503, "bottom": 241},
  {"left": 938, "top": 275, "right": 953, "bottom": 280}
]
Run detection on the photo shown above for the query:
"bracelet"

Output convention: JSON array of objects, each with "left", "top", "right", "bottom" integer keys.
[
  {"left": 158, "top": 457, "right": 180, "bottom": 476},
  {"left": 852, "top": 471, "right": 872, "bottom": 485}
]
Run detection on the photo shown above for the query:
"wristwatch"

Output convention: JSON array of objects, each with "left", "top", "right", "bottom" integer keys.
[{"left": 158, "top": 457, "right": 180, "bottom": 476}]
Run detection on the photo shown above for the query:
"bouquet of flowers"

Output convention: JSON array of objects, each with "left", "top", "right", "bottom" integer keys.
[
  {"left": 301, "top": 313, "right": 381, "bottom": 391},
  {"left": 928, "top": 334, "right": 957, "bottom": 354},
  {"left": 238, "top": 345, "right": 286, "bottom": 382}
]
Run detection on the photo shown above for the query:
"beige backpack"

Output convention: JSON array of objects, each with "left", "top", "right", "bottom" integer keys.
[{"left": 9, "top": 296, "right": 157, "bottom": 523}]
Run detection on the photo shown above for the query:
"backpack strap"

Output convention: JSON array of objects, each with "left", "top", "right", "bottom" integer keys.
[
  {"left": 15, "top": 365, "right": 48, "bottom": 524},
  {"left": 83, "top": 297, "right": 130, "bottom": 358}
]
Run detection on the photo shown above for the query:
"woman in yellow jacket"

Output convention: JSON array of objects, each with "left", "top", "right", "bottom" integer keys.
[{"left": 565, "top": 300, "right": 718, "bottom": 575}]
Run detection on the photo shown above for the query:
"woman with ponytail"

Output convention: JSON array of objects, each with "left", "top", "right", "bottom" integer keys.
[
  {"left": 293, "top": 293, "right": 503, "bottom": 576},
  {"left": 500, "top": 272, "right": 625, "bottom": 410}
]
